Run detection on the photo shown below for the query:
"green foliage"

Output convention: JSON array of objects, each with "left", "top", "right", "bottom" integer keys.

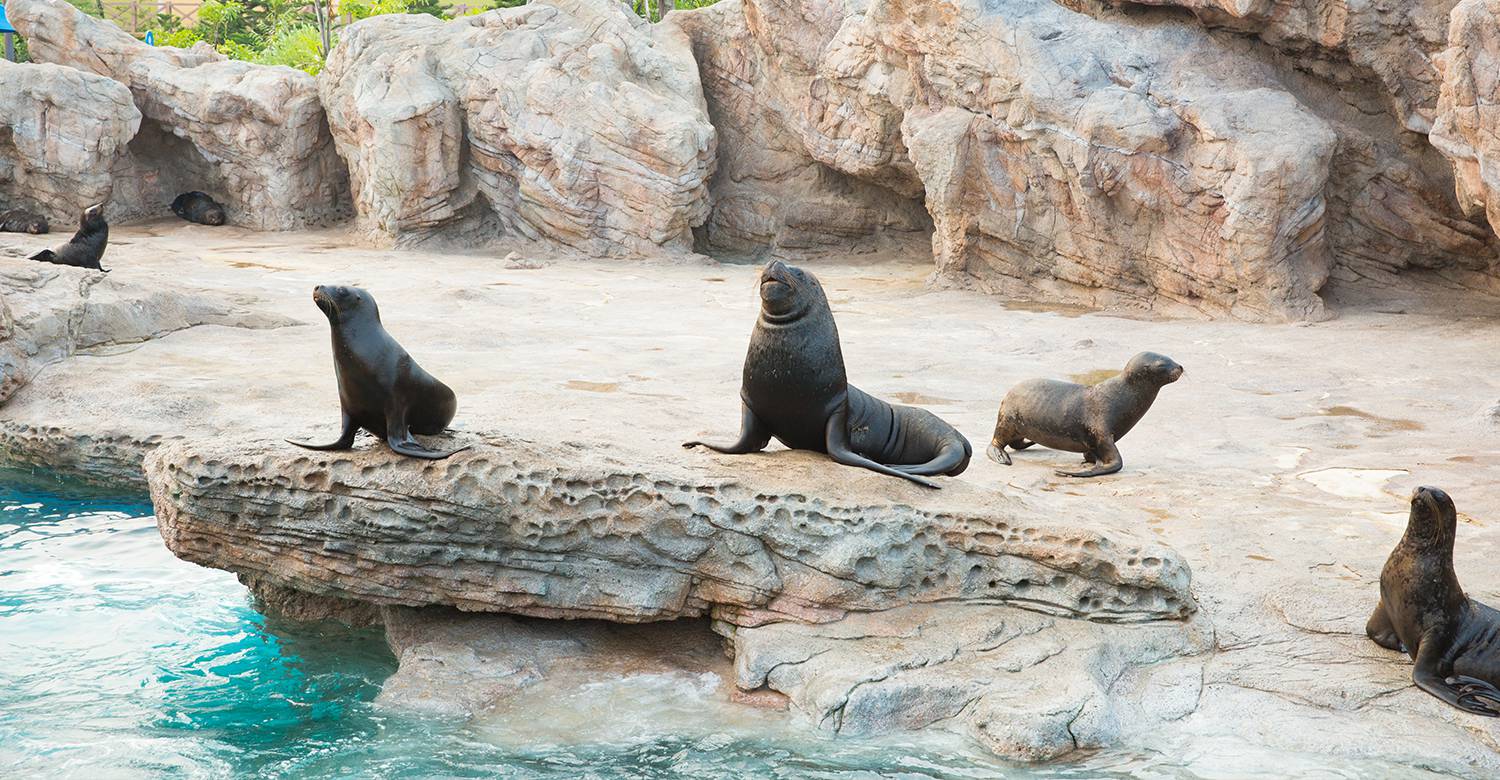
[
  {"left": 342, "top": 0, "right": 410, "bottom": 21},
  {"left": 253, "top": 23, "right": 327, "bottom": 74},
  {"left": 629, "top": 0, "right": 720, "bottom": 22},
  {"left": 64, "top": 0, "right": 105, "bottom": 18}
]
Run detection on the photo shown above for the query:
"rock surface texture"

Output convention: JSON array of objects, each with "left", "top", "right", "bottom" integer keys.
[
  {"left": 144, "top": 437, "right": 1194, "bottom": 625},
  {"left": 1433, "top": 0, "right": 1500, "bottom": 238},
  {"left": 0, "top": 61, "right": 141, "bottom": 227},
  {"left": 318, "top": 0, "right": 715, "bottom": 253},
  {"left": 7, "top": 0, "right": 350, "bottom": 230},
  {"left": 673, "top": 0, "right": 1500, "bottom": 320}
]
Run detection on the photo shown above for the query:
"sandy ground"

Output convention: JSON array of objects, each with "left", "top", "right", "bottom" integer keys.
[{"left": 4, "top": 220, "right": 1500, "bottom": 772}]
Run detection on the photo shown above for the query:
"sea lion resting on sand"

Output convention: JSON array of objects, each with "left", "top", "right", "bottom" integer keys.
[
  {"left": 1367, "top": 486, "right": 1500, "bottom": 716},
  {"left": 987, "top": 352, "right": 1182, "bottom": 478},
  {"left": 684, "top": 260, "right": 971, "bottom": 489},
  {"left": 287, "top": 285, "right": 468, "bottom": 460},
  {"left": 0, "top": 209, "right": 48, "bottom": 234},
  {"left": 171, "top": 191, "right": 226, "bottom": 226},
  {"left": 30, "top": 203, "right": 108, "bottom": 271}
]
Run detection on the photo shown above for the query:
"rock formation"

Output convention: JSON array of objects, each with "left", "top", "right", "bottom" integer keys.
[
  {"left": 319, "top": 0, "right": 716, "bottom": 253},
  {"left": 0, "top": 61, "right": 140, "bottom": 227},
  {"left": 7, "top": 0, "right": 350, "bottom": 230},
  {"left": 144, "top": 436, "right": 1195, "bottom": 625},
  {"left": 1433, "top": 0, "right": 1500, "bottom": 239}
]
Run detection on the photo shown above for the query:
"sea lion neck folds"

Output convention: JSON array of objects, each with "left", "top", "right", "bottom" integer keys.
[
  {"left": 685, "top": 260, "right": 971, "bottom": 489},
  {"left": 1367, "top": 487, "right": 1500, "bottom": 716},
  {"left": 288, "top": 284, "right": 467, "bottom": 461}
]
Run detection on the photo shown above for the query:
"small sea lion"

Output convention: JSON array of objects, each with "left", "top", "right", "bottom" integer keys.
[
  {"left": 287, "top": 285, "right": 467, "bottom": 460},
  {"left": 987, "top": 352, "right": 1183, "bottom": 478},
  {"left": 684, "top": 260, "right": 971, "bottom": 489},
  {"left": 0, "top": 208, "right": 48, "bottom": 234},
  {"left": 171, "top": 191, "right": 226, "bottom": 226},
  {"left": 29, "top": 203, "right": 108, "bottom": 271},
  {"left": 1367, "top": 487, "right": 1500, "bottom": 716}
]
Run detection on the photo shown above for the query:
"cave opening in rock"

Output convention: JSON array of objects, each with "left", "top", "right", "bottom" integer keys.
[{"left": 123, "top": 116, "right": 223, "bottom": 223}]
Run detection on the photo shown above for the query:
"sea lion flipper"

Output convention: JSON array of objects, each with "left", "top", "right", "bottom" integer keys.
[
  {"left": 388, "top": 436, "right": 469, "bottom": 460},
  {"left": 287, "top": 413, "right": 358, "bottom": 451},
  {"left": 1411, "top": 630, "right": 1491, "bottom": 714},
  {"left": 891, "top": 439, "right": 970, "bottom": 476},
  {"left": 683, "top": 402, "right": 772, "bottom": 454},
  {"left": 825, "top": 407, "right": 940, "bottom": 489},
  {"left": 986, "top": 442, "right": 1012, "bottom": 466},
  {"left": 1365, "top": 601, "right": 1405, "bottom": 652},
  {"left": 1056, "top": 437, "right": 1122, "bottom": 478}
]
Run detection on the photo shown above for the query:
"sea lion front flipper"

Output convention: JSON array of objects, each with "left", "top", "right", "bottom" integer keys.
[
  {"left": 684, "top": 402, "right": 772, "bottom": 454},
  {"left": 29, "top": 249, "right": 57, "bottom": 264},
  {"left": 825, "top": 406, "right": 940, "bottom": 489},
  {"left": 385, "top": 414, "right": 469, "bottom": 460},
  {"left": 287, "top": 413, "right": 358, "bottom": 451},
  {"left": 1448, "top": 676, "right": 1500, "bottom": 716},
  {"left": 1365, "top": 601, "right": 1405, "bottom": 652},
  {"left": 1412, "top": 631, "right": 1498, "bottom": 715},
  {"left": 1056, "top": 437, "right": 1122, "bottom": 478}
]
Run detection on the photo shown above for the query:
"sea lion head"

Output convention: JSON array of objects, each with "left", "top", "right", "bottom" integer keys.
[
  {"left": 758, "top": 260, "right": 828, "bottom": 323},
  {"left": 1403, "top": 486, "right": 1457, "bottom": 550},
  {"left": 22, "top": 215, "right": 48, "bottom": 234},
  {"left": 201, "top": 203, "right": 227, "bottom": 226},
  {"left": 1123, "top": 352, "right": 1184, "bottom": 385},
  {"left": 80, "top": 203, "right": 105, "bottom": 230},
  {"left": 312, "top": 284, "right": 381, "bottom": 326}
]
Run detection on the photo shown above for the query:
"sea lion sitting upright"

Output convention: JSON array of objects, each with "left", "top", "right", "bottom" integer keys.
[
  {"left": 987, "top": 352, "right": 1183, "bottom": 478},
  {"left": 29, "top": 203, "right": 108, "bottom": 271},
  {"left": 0, "top": 209, "right": 48, "bottom": 234},
  {"left": 171, "top": 191, "right": 226, "bottom": 226},
  {"left": 287, "top": 285, "right": 467, "bottom": 460},
  {"left": 1367, "top": 487, "right": 1500, "bottom": 716},
  {"left": 683, "top": 260, "right": 971, "bottom": 489}
]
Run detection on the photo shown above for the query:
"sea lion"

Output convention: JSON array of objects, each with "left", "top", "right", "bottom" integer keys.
[
  {"left": 29, "top": 203, "right": 108, "bottom": 272},
  {"left": 1367, "top": 486, "right": 1500, "bottom": 716},
  {"left": 683, "top": 260, "right": 971, "bottom": 489},
  {"left": 987, "top": 352, "right": 1183, "bottom": 478},
  {"left": 171, "top": 191, "right": 226, "bottom": 226},
  {"left": 287, "top": 285, "right": 468, "bottom": 460},
  {"left": 0, "top": 209, "right": 48, "bottom": 234}
]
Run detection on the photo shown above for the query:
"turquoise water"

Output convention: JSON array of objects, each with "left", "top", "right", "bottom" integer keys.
[{"left": 0, "top": 469, "right": 1449, "bottom": 779}]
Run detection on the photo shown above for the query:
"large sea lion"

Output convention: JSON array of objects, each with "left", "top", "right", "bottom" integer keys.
[
  {"left": 29, "top": 203, "right": 108, "bottom": 271},
  {"left": 684, "top": 260, "right": 971, "bottom": 489},
  {"left": 1367, "top": 486, "right": 1500, "bottom": 716},
  {"left": 0, "top": 209, "right": 48, "bottom": 234},
  {"left": 987, "top": 352, "right": 1182, "bottom": 478},
  {"left": 171, "top": 191, "right": 226, "bottom": 226},
  {"left": 287, "top": 285, "right": 467, "bottom": 460}
]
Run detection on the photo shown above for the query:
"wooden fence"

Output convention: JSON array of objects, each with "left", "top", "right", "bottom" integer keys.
[{"left": 99, "top": 0, "right": 203, "bottom": 33}]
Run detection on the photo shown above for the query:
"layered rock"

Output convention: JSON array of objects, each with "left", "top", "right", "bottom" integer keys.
[
  {"left": 0, "top": 260, "right": 297, "bottom": 406},
  {"left": 1433, "top": 0, "right": 1500, "bottom": 239},
  {"left": 318, "top": 0, "right": 716, "bottom": 253},
  {"left": 0, "top": 61, "right": 140, "bottom": 227},
  {"left": 144, "top": 436, "right": 1195, "bottom": 625},
  {"left": 7, "top": 0, "right": 350, "bottom": 230}
]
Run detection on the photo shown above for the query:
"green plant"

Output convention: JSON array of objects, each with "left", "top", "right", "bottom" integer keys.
[{"left": 254, "top": 23, "right": 327, "bottom": 74}]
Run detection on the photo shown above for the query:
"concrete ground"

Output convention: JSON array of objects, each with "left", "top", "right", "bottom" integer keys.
[{"left": 3, "top": 220, "right": 1500, "bottom": 774}]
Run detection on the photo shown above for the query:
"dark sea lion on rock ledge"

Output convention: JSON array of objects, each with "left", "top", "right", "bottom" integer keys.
[
  {"left": 287, "top": 285, "right": 468, "bottom": 460},
  {"left": 171, "top": 191, "right": 227, "bottom": 226},
  {"left": 1367, "top": 487, "right": 1500, "bottom": 716},
  {"left": 987, "top": 352, "right": 1182, "bottom": 478},
  {"left": 0, "top": 209, "right": 48, "bottom": 234},
  {"left": 684, "top": 260, "right": 971, "bottom": 489},
  {"left": 29, "top": 203, "right": 108, "bottom": 271}
]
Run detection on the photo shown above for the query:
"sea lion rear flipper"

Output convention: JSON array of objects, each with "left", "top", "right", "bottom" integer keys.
[
  {"left": 825, "top": 407, "right": 940, "bottom": 489},
  {"left": 1056, "top": 437, "right": 1122, "bottom": 478},
  {"left": 287, "top": 413, "right": 358, "bottom": 451},
  {"left": 683, "top": 402, "right": 772, "bottom": 454}
]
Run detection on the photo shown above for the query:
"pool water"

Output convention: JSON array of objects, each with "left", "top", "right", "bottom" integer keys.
[{"left": 0, "top": 468, "right": 1454, "bottom": 779}]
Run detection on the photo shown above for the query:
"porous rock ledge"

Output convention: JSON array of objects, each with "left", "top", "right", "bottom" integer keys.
[{"left": 143, "top": 435, "right": 1195, "bottom": 627}]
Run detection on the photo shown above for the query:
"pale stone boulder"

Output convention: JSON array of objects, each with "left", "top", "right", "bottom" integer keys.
[
  {"left": 0, "top": 60, "right": 140, "bottom": 226},
  {"left": 319, "top": 0, "right": 716, "bottom": 254},
  {"left": 1433, "top": 0, "right": 1500, "bottom": 239},
  {"left": 143, "top": 436, "right": 1196, "bottom": 625},
  {"left": 7, "top": 0, "right": 350, "bottom": 230}
]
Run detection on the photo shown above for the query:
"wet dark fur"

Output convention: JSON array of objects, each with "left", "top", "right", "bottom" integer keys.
[
  {"left": 987, "top": 352, "right": 1182, "bottom": 477},
  {"left": 1367, "top": 487, "right": 1500, "bottom": 716},
  {"left": 683, "top": 260, "right": 971, "bottom": 489},
  {"left": 0, "top": 209, "right": 48, "bottom": 234},
  {"left": 29, "top": 204, "right": 108, "bottom": 271},
  {"left": 171, "top": 191, "right": 227, "bottom": 226},
  {"left": 286, "top": 285, "right": 467, "bottom": 460}
]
